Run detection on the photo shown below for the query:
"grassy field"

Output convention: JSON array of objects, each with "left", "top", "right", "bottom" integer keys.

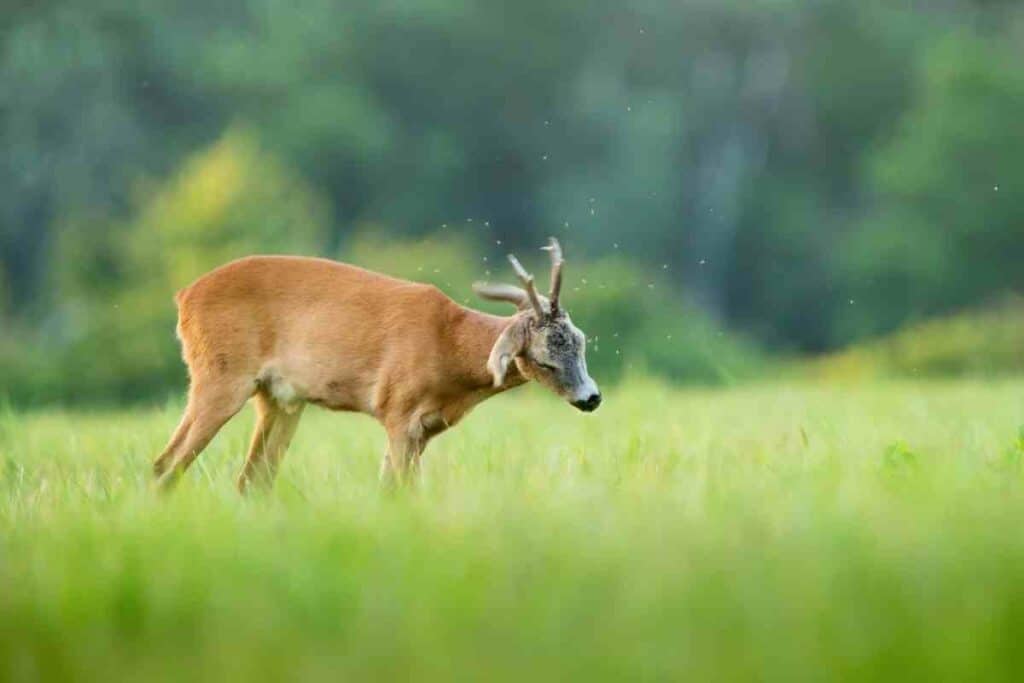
[{"left": 3, "top": 379, "right": 1024, "bottom": 681}]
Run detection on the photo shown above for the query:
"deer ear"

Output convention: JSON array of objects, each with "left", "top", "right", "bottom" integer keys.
[{"left": 487, "top": 318, "right": 529, "bottom": 387}]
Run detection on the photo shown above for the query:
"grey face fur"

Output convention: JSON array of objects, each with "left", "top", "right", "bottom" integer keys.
[{"left": 518, "top": 313, "right": 599, "bottom": 410}]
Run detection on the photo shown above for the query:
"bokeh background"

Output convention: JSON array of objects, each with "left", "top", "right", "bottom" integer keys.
[{"left": 2, "top": 0, "right": 1022, "bottom": 405}]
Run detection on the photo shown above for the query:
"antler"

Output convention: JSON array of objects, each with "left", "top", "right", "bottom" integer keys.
[
  {"left": 507, "top": 254, "right": 546, "bottom": 318},
  {"left": 474, "top": 241, "right": 562, "bottom": 318},
  {"left": 542, "top": 237, "right": 563, "bottom": 314}
]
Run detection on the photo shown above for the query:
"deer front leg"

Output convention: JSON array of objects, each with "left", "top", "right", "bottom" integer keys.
[{"left": 380, "top": 420, "right": 425, "bottom": 490}]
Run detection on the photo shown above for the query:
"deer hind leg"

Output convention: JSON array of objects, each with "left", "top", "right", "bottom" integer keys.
[
  {"left": 237, "top": 390, "right": 304, "bottom": 494},
  {"left": 155, "top": 376, "right": 255, "bottom": 491}
]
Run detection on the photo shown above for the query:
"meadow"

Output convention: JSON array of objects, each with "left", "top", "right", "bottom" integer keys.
[{"left": 3, "top": 378, "right": 1024, "bottom": 681}]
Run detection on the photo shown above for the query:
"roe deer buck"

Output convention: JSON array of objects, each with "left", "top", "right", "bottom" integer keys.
[{"left": 153, "top": 238, "right": 600, "bottom": 491}]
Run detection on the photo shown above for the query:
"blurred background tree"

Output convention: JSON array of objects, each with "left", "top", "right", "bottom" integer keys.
[
  {"left": 838, "top": 33, "right": 1024, "bottom": 340},
  {"left": 0, "top": 0, "right": 1021, "bottom": 403}
]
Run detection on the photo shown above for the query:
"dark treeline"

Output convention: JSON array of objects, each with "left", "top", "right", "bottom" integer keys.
[{"left": 1, "top": 0, "right": 1022, "bottom": 402}]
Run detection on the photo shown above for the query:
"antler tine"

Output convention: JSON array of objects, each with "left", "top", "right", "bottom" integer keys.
[
  {"left": 507, "top": 254, "right": 545, "bottom": 317},
  {"left": 542, "top": 237, "right": 563, "bottom": 313}
]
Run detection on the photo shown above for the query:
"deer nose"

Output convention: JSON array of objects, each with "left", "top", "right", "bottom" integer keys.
[{"left": 572, "top": 392, "right": 602, "bottom": 412}]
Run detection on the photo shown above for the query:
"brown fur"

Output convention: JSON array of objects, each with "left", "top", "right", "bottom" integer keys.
[{"left": 153, "top": 255, "right": 531, "bottom": 492}]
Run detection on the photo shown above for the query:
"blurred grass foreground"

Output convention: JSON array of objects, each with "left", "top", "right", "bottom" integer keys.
[{"left": 4, "top": 379, "right": 1024, "bottom": 680}]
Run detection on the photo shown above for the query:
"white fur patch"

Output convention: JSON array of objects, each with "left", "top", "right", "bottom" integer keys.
[
  {"left": 263, "top": 372, "right": 302, "bottom": 413},
  {"left": 271, "top": 380, "right": 296, "bottom": 404}
]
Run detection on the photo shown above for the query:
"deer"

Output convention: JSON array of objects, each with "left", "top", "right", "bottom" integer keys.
[{"left": 152, "top": 238, "right": 601, "bottom": 492}]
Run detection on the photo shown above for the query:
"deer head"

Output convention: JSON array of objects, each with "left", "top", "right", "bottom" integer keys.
[{"left": 474, "top": 238, "right": 602, "bottom": 412}]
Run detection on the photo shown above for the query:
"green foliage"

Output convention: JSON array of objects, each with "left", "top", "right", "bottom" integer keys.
[
  {"left": 839, "top": 31, "right": 1024, "bottom": 339},
  {"left": 343, "top": 231, "right": 483, "bottom": 296},
  {"left": 565, "top": 259, "right": 764, "bottom": 384},
  {"left": 3, "top": 0, "right": 1024, "bottom": 365},
  {"left": 806, "top": 296, "right": 1024, "bottom": 380},
  {"left": 0, "top": 130, "right": 332, "bottom": 405},
  {"left": 111, "top": 126, "right": 331, "bottom": 293},
  {"left": 0, "top": 263, "right": 8, "bottom": 319},
  {"left": 4, "top": 380, "right": 1024, "bottom": 679}
]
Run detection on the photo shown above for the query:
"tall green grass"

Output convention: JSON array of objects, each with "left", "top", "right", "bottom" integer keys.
[{"left": 3, "top": 380, "right": 1024, "bottom": 681}]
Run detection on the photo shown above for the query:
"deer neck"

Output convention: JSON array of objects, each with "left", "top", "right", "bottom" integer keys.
[{"left": 448, "top": 306, "right": 527, "bottom": 393}]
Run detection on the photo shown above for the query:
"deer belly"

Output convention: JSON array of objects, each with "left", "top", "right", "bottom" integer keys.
[{"left": 307, "top": 376, "right": 374, "bottom": 414}]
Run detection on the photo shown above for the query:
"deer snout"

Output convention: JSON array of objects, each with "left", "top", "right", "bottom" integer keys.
[
  {"left": 572, "top": 391, "right": 602, "bottom": 412},
  {"left": 570, "top": 374, "right": 601, "bottom": 412}
]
